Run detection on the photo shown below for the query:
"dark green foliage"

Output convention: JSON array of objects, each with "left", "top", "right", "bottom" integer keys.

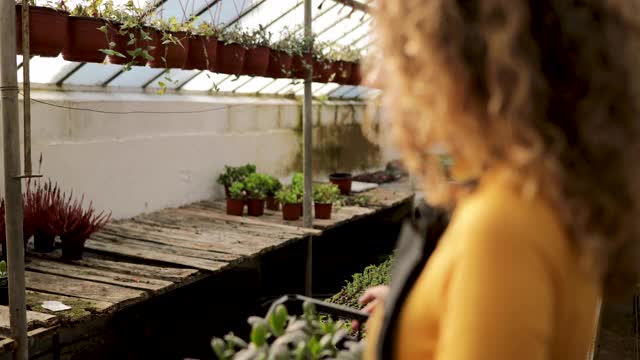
[
  {"left": 217, "top": 164, "right": 257, "bottom": 188},
  {"left": 327, "top": 257, "right": 393, "bottom": 310}
]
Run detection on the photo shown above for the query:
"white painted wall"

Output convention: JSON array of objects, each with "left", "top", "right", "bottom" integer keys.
[{"left": 3, "top": 90, "right": 396, "bottom": 219}]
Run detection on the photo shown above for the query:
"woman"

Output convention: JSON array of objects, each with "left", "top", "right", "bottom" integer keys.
[{"left": 364, "top": 1, "right": 640, "bottom": 359}]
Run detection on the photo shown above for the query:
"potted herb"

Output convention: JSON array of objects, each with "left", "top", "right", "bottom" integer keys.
[
  {"left": 226, "top": 182, "right": 245, "bottom": 216},
  {"left": 101, "top": 1, "right": 155, "bottom": 68},
  {"left": 329, "top": 173, "right": 353, "bottom": 195},
  {"left": 183, "top": 22, "right": 219, "bottom": 71},
  {"left": 241, "top": 25, "right": 271, "bottom": 77},
  {"left": 62, "top": 0, "right": 109, "bottom": 63},
  {"left": 275, "top": 187, "right": 301, "bottom": 221},
  {"left": 290, "top": 33, "right": 313, "bottom": 79},
  {"left": 313, "top": 184, "right": 340, "bottom": 220},
  {"left": 265, "top": 175, "right": 282, "bottom": 211},
  {"left": 243, "top": 173, "right": 271, "bottom": 217},
  {"left": 216, "top": 164, "right": 257, "bottom": 198},
  {"left": 266, "top": 28, "right": 294, "bottom": 78},
  {"left": 57, "top": 192, "right": 111, "bottom": 260},
  {"left": 15, "top": 1, "right": 68, "bottom": 57},
  {"left": 215, "top": 25, "right": 250, "bottom": 75},
  {"left": 148, "top": 16, "right": 190, "bottom": 68},
  {"left": 0, "top": 261, "right": 7, "bottom": 306}
]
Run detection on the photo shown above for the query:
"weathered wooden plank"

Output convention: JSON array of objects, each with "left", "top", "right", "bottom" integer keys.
[
  {"left": 0, "top": 305, "right": 57, "bottom": 337},
  {"left": 85, "top": 237, "right": 228, "bottom": 273},
  {"left": 26, "top": 258, "right": 174, "bottom": 292},
  {"left": 25, "top": 271, "right": 146, "bottom": 305},
  {"left": 26, "top": 290, "right": 113, "bottom": 324}
]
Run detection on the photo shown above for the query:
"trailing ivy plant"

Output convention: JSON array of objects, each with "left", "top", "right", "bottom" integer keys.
[
  {"left": 220, "top": 25, "right": 253, "bottom": 48},
  {"left": 247, "top": 25, "right": 271, "bottom": 48},
  {"left": 211, "top": 302, "right": 364, "bottom": 360}
]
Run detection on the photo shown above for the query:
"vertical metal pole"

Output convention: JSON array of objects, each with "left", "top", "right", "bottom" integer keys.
[
  {"left": 0, "top": 3, "right": 28, "bottom": 360},
  {"left": 303, "top": 0, "right": 314, "bottom": 296},
  {"left": 21, "top": 1, "right": 31, "bottom": 176}
]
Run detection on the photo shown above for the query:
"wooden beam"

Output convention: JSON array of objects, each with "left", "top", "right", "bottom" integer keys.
[{"left": 333, "top": 0, "right": 370, "bottom": 13}]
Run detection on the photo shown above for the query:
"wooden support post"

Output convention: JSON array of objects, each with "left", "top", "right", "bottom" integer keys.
[
  {"left": 303, "top": 0, "right": 314, "bottom": 297},
  {"left": 0, "top": 3, "right": 28, "bottom": 359},
  {"left": 21, "top": 0, "right": 31, "bottom": 176}
]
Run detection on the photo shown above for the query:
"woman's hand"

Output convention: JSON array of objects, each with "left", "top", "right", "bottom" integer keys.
[{"left": 352, "top": 285, "right": 390, "bottom": 330}]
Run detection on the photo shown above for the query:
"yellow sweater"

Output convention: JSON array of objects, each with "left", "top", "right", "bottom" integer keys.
[{"left": 365, "top": 170, "right": 601, "bottom": 359}]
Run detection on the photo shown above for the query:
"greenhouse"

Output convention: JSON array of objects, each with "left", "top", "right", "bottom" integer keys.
[{"left": 0, "top": 0, "right": 636, "bottom": 359}]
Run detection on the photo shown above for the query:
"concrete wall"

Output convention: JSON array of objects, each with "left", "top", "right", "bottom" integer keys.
[{"left": 3, "top": 91, "right": 396, "bottom": 219}]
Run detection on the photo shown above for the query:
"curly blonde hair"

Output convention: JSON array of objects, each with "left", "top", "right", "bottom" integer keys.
[{"left": 375, "top": 0, "right": 640, "bottom": 294}]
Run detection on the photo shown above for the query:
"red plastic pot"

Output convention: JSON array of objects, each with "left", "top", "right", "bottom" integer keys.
[
  {"left": 16, "top": 5, "right": 68, "bottom": 57},
  {"left": 247, "top": 199, "right": 266, "bottom": 217},
  {"left": 282, "top": 203, "right": 301, "bottom": 221},
  {"left": 148, "top": 31, "right": 190, "bottom": 68},
  {"left": 314, "top": 203, "right": 333, "bottom": 220},
  {"left": 226, "top": 199, "right": 244, "bottom": 216},
  {"left": 291, "top": 54, "right": 313, "bottom": 79},
  {"left": 329, "top": 173, "right": 353, "bottom": 195},
  {"left": 313, "top": 59, "right": 338, "bottom": 83},
  {"left": 267, "top": 51, "right": 293, "bottom": 78},
  {"left": 348, "top": 62, "right": 362, "bottom": 85},
  {"left": 183, "top": 36, "right": 217, "bottom": 70},
  {"left": 215, "top": 42, "right": 247, "bottom": 75},
  {"left": 334, "top": 61, "right": 353, "bottom": 84},
  {"left": 107, "top": 23, "right": 152, "bottom": 66},
  {"left": 266, "top": 195, "right": 280, "bottom": 211},
  {"left": 62, "top": 17, "right": 108, "bottom": 63},
  {"left": 242, "top": 46, "right": 270, "bottom": 76}
]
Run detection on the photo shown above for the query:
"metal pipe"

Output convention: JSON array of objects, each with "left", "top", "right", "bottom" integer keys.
[
  {"left": 21, "top": 1, "right": 31, "bottom": 175},
  {"left": 303, "top": 0, "right": 313, "bottom": 296},
  {"left": 0, "top": 3, "right": 28, "bottom": 360}
]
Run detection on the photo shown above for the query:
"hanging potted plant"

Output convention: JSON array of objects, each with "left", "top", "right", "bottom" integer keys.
[
  {"left": 226, "top": 182, "right": 245, "bottom": 216},
  {"left": 216, "top": 164, "right": 257, "bottom": 198},
  {"left": 183, "top": 22, "right": 219, "bottom": 71},
  {"left": 0, "top": 261, "right": 7, "bottom": 306},
  {"left": 243, "top": 173, "right": 271, "bottom": 217},
  {"left": 290, "top": 33, "right": 313, "bottom": 79},
  {"left": 328, "top": 45, "right": 358, "bottom": 85},
  {"left": 329, "top": 173, "right": 353, "bottom": 196},
  {"left": 241, "top": 25, "right": 271, "bottom": 77},
  {"left": 313, "top": 41, "right": 337, "bottom": 83},
  {"left": 275, "top": 187, "right": 301, "bottom": 221},
  {"left": 15, "top": 1, "right": 68, "bottom": 57},
  {"left": 313, "top": 184, "right": 340, "bottom": 220},
  {"left": 57, "top": 192, "right": 111, "bottom": 260},
  {"left": 266, "top": 29, "right": 294, "bottom": 79},
  {"left": 101, "top": 1, "right": 156, "bottom": 68},
  {"left": 215, "top": 25, "right": 250, "bottom": 75},
  {"left": 62, "top": 1, "right": 109, "bottom": 63},
  {"left": 265, "top": 175, "right": 282, "bottom": 211},
  {"left": 148, "top": 16, "right": 190, "bottom": 69}
]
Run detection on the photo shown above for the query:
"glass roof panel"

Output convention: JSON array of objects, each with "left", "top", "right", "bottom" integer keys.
[
  {"left": 181, "top": 71, "right": 229, "bottom": 91},
  {"left": 146, "top": 69, "right": 201, "bottom": 89},
  {"left": 233, "top": 77, "right": 275, "bottom": 93},
  {"left": 258, "top": 78, "right": 298, "bottom": 94},
  {"left": 63, "top": 63, "right": 123, "bottom": 86},
  {"left": 108, "top": 67, "right": 165, "bottom": 88},
  {"left": 18, "top": 56, "right": 80, "bottom": 84}
]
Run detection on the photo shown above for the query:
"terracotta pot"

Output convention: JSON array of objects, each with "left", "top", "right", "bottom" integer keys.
[
  {"left": 334, "top": 61, "right": 353, "bottom": 84},
  {"left": 62, "top": 17, "right": 108, "bottom": 63},
  {"left": 60, "top": 238, "right": 86, "bottom": 260},
  {"left": 247, "top": 199, "right": 266, "bottom": 217},
  {"left": 242, "top": 46, "right": 270, "bottom": 76},
  {"left": 348, "top": 62, "right": 362, "bottom": 85},
  {"left": 267, "top": 51, "right": 292, "bottom": 78},
  {"left": 282, "top": 203, "right": 301, "bottom": 221},
  {"left": 148, "top": 31, "right": 190, "bottom": 68},
  {"left": 294, "top": 203, "right": 303, "bottom": 216},
  {"left": 266, "top": 195, "right": 280, "bottom": 211},
  {"left": 107, "top": 23, "right": 151, "bottom": 66},
  {"left": 291, "top": 54, "right": 313, "bottom": 79},
  {"left": 183, "top": 36, "right": 217, "bottom": 70},
  {"left": 226, "top": 199, "right": 244, "bottom": 216},
  {"left": 33, "top": 233, "right": 55, "bottom": 253},
  {"left": 329, "top": 173, "right": 353, "bottom": 195},
  {"left": 314, "top": 203, "right": 333, "bottom": 220},
  {"left": 16, "top": 5, "right": 68, "bottom": 57},
  {"left": 215, "top": 42, "right": 247, "bottom": 75}
]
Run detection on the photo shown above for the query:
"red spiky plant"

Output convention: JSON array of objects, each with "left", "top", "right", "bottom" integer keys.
[{"left": 56, "top": 191, "right": 111, "bottom": 260}]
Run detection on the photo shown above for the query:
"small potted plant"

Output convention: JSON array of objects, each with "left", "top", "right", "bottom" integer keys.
[
  {"left": 0, "top": 261, "right": 7, "bottom": 306},
  {"left": 226, "top": 182, "right": 245, "bottom": 216},
  {"left": 243, "top": 173, "right": 271, "bottom": 217},
  {"left": 312, "top": 40, "right": 337, "bottom": 83},
  {"left": 183, "top": 22, "right": 219, "bottom": 71},
  {"left": 275, "top": 187, "right": 301, "bottom": 221},
  {"left": 30, "top": 181, "right": 62, "bottom": 253},
  {"left": 241, "top": 25, "right": 271, "bottom": 77},
  {"left": 266, "top": 28, "right": 294, "bottom": 78},
  {"left": 313, "top": 183, "right": 340, "bottom": 220},
  {"left": 265, "top": 175, "right": 282, "bottom": 211},
  {"left": 148, "top": 16, "right": 191, "bottom": 68},
  {"left": 289, "top": 33, "right": 313, "bottom": 79},
  {"left": 57, "top": 192, "right": 111, "bottom": 260},
  {"left": 328, "top": 45, "right": 359, "bottom": 84},
  {"left": 329, "top": 173, "right": 353, "bottom": 195},
  {"left": 216, "top": 164, "right": 257, "bottom": 198},
  {"left": 215, "top": 25, "right": 250, "bottom": 75},
  {"left": 15, "top": 0, "right": 68, "bottom": 57},
  {"left": 101, "top": 2, "right": 156, "bottom": 68},
  {"left": 62, "top": 0, "right": 109, "bottom": 63},
  {"left": 291, "top": 172, "right": 305, "bottom": 215}
]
